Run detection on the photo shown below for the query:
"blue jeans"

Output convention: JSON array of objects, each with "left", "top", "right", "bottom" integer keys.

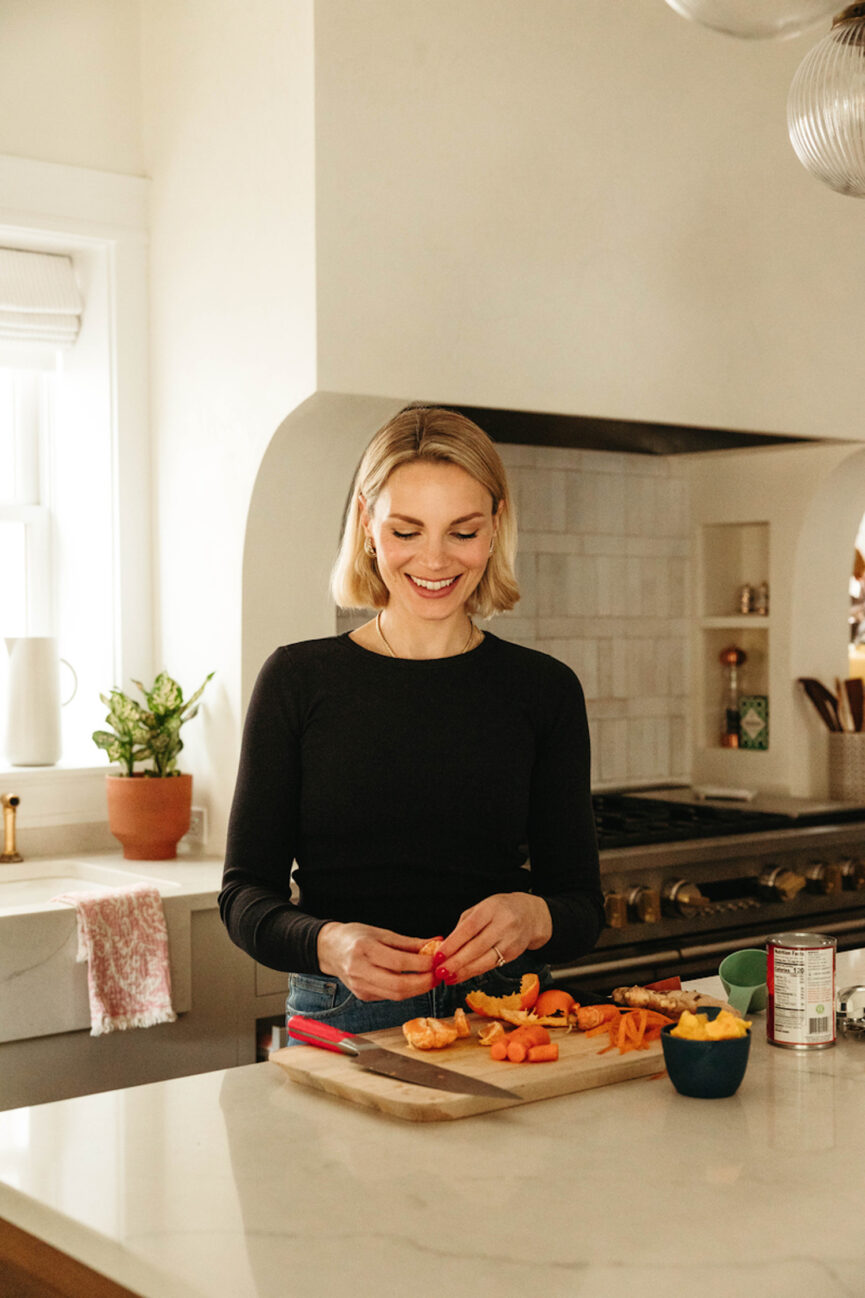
[{"left": 284, "top": 952, "right": 552, "bottom": 1042}]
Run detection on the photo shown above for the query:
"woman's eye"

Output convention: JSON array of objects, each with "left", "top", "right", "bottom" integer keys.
[
  {"left": 454, "top": 531, "right": 479, "bottom": 541},
  {"left": 392, "top": 530, "right": 419, "bottom": 540}
]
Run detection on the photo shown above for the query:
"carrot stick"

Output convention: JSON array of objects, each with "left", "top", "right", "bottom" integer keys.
[
  {"left": 490, "top": 1039, "right": 508, "bottom": 1061},
  {"left": 527, "top": 1043, "right": 559, "bottom": 1062},
  {"left": 585, "top": 1021, "right": 615, "bottom": 1038},
  {"left": 506, "top": 1038, "right": 529, "bottom": 1063}
]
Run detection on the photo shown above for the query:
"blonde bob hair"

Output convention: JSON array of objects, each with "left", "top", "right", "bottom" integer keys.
[{"left": 331, "top": 406, "right": 519, "bottom": 619}]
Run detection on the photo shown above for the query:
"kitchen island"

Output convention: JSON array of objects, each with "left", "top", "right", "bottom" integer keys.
[{"left": 1, "top": 953, "right": 864, "bottom": 1298}]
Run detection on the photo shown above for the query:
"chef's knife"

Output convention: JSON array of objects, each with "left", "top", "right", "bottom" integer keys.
[{"left": 287, "top": 1015, "right": 519, "bottom": 1100}]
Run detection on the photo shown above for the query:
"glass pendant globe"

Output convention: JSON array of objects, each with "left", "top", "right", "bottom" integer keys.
[
  {"left": 664, "top": 0, "right": 839, "bottom": 40},
  {"left": 788, "top": 7, "right": 865, "bottom": 196}
]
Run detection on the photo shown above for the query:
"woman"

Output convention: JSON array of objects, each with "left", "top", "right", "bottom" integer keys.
[{"left": 219, "top": 406, "right": 603, "bottom": 1034}]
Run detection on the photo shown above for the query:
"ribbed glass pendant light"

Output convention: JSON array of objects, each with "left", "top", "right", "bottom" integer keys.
[
  {"left": 788, "top": 4, "right": 865, "bottom": 195},
  {"left": 664, "top": 0, "right": 838, "bottom": 39}
]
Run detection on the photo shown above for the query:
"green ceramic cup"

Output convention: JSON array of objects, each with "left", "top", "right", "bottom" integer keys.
[{"left": 719, "top": 947, "right": 768, "bottom": 1015}]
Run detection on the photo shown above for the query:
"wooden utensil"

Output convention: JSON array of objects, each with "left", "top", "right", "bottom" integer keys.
[
  {"left": 844, "top": 677, "right": 864, "bottom": 732},
  {"left": 798, "top": 678, "right": 841, "bottom": 732},
  {"left": 836, "top": 678, "right": 855, "bottom": 733}
]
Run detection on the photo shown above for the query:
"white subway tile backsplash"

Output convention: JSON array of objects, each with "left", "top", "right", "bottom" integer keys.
[
  {"left": 595, "top": 555, "right": 629, "bottom": 618},
  {"left": 502, "top": 445, "right": 690, "bottom": 789},
  {"left": 531, "top": 444, "right": 584, "bottom": 471},
  {"left": 497, "top": 443, "right": 539, "bottom": 469},
  {"left": 511, "top": 468, "right": 567, "bottom": 533},
  {"left": 518, "top": 532, "right": 584, "bottom": 555},
  {"left": 565, "top": 554, "right": 600, "bottom": 618},
  {"left": 598, "top": 718, "right": 629, "bottom": 784}
]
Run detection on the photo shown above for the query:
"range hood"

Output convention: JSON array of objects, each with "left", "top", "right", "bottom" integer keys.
[{"left": 446, "top": 404, "right": 821, "bottom": 456}]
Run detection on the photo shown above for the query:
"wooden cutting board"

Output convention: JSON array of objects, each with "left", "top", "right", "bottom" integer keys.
[{"left": 270, "top": 1016, "right": 666, "bottom": 1122}]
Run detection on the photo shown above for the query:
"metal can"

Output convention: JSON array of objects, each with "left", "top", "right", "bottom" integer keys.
[{"left": 767, "top": 932, "right": 836, "bottom": 1050}]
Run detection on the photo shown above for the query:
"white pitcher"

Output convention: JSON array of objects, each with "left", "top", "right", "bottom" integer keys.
[{"left": 3, "top": 637, "right": 78, "bottom": 767}]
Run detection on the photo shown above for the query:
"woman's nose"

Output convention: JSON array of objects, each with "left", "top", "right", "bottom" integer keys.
[{"left": 419, "top": 536, "right": 449, "bottom": 569}]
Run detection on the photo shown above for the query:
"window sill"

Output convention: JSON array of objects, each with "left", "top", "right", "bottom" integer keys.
[{"left": 0, "top": 764, "right": 113, "bottom": 828}]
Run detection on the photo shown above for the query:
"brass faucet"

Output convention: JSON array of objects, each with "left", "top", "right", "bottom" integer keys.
[{"left": 1, "top": 794, "right": 22, "bottom": 863}]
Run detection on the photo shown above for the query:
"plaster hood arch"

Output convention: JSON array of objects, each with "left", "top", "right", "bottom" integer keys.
[{"left": 241, "top": 392, "right": 404, "bottom": 708}]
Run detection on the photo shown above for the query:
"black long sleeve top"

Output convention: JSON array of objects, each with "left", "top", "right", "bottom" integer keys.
[{"left": 219, "top": 632, "right": 604, "bottom": 974}]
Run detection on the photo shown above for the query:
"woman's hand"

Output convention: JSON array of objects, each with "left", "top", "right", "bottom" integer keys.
[
  {"left": 316, "top": 921, "right": 436, "bottom": 1002},
  {"left": 435, "top": 893, "right": 552, "bottom": 985}
]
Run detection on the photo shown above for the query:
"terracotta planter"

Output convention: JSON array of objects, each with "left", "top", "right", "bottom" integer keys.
[{"left": 105, "top": 773, "right": 193, "bottom": 860}]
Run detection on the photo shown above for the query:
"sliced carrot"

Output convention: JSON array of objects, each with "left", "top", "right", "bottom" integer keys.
[
  {"left": 585, "top": 1020, "right": 616, "bottom": 1038},
  {"left": 641, "top": 1010, "right": 676, "bottom": 1026},
  {"left": 506, "top": 1038, "right": 529, "bottom": 1063},
  {"left": 489, "top": 1039, "right": 508, "bottom": 1061},
  {"left": 527, "top": 1043, "right": 559, "bottom": 1062},
  {"left": 592, "top": 1008, "right": 666, "bottom": 1056},
  {"left": 508, "top": 1024, "right": 551, "bottom": 1048}
]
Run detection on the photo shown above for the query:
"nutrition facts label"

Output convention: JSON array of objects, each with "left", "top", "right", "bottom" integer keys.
[{"left": 769, "top": 942, "right": 835, "bottom": 1047}]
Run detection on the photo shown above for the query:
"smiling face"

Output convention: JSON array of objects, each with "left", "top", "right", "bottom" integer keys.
[{"left": 361, "top": 459, "right": 500, "bottom": 625}]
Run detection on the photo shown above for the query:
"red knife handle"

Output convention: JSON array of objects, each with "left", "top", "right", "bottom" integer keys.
[{"left": 287, "top": 1015, "right": 360, "bottom": 1055}]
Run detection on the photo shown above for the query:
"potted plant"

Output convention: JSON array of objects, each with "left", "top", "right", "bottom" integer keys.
[{"left": 92, "top": 670, "right": 213, "bottom": 859}]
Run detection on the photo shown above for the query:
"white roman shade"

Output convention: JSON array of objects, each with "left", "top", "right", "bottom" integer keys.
[{"left": 0, "top": 247, "right": 83, "bottom": 346}]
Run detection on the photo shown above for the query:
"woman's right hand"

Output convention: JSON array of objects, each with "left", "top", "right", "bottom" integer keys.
[{"left": 316, "top": 921, "right": 436, "bottom": 1002}]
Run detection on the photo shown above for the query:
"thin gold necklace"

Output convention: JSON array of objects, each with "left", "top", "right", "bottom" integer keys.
[{"left": 375, "top": 611, "right": 476, "bottom": 659}]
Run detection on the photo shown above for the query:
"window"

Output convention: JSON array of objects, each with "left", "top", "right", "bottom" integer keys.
[
  {"left": 0, "top": 156, "right": 151, "bottom": 799},
  {"left": 0, "top": 364, "right": 54, "bottom": 630}
]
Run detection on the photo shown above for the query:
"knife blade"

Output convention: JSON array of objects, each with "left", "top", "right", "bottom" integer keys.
[{"left": 287, "top": 1015, "right": 519, "bottom": 1100}]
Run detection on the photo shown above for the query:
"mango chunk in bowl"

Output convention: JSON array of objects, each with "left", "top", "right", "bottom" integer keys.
[{"left": 661, "top": 1005, "right": 751, "bottom": 1099}]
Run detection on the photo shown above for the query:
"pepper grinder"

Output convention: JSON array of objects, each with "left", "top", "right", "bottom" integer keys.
[{"left": 719, "top": 646, "right": 747, "bottom": 748}]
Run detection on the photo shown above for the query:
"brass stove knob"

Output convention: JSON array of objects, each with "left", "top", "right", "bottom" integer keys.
[
  {"left": 804, "top": 861, "right": 842, "bottom": 894},
  {"left": 841, "top": 858, "right": 865, "bottom": 891},
  {"left": 604, "top": 892, "right": 628, "bottom": 929},
  {"left": 758, "top": 865, "right": 806, "bottom": 902},
  {"left": 661, "top": 878, "right": 709, "bottom": 918},
  {"left": 626, "top": 885, "right": 661, "bottom": 924}
]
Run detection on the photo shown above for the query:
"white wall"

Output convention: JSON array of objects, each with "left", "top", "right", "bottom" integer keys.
[
  {"left": 315, "top": 0, "right": 865, "bottom": 442},
  {"left": 139, "top": 1, "right": 317, "bottom": 847},
  {"left": 0, "top": 0, "right": 143, "bottom": 175}
]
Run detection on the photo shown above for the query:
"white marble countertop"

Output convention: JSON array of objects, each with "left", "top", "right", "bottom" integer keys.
[
  {"left": 19, "top": 847, "right": 225, "bottom": 908},
  {"left": 1, "top": 952, "right": 865, "bottom": 1298}
]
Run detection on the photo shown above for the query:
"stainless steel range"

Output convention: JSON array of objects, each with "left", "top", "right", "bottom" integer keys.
[{"left": 554, "top": 786, "right": 865, "bottom": 992}]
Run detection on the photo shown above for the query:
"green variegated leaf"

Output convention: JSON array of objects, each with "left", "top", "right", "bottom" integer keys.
[
  {"left": 108, "top": 691, "right": 144, "bottom": 725},
  {"left": 94, "top": 670, "right": 213, "bottom": 776},
  {"left": 181, "top": 672, "right": 214, "bottom": 716},
  {"left": 148, "top": 672, "right": 183, "bottom": 716}
]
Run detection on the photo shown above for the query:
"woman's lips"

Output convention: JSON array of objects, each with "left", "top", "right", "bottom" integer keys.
[{"left": 407, "top": 574, "right": 461, "bottom": 598}]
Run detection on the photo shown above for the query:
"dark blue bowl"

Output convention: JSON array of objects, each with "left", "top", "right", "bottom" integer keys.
[{"left": 660, "top": 1005, "right": 751, "bottom": 1099}]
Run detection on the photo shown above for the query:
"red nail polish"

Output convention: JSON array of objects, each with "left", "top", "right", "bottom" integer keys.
[
  {"left": 432, "top": 951, "right": 446, "bottom": 968},
  {"left": 441, "top": 969, "right": 458, "bottom": 985}
]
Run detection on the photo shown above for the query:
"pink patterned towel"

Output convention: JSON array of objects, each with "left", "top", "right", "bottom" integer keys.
[{"left": 52, "top": 883, "right": 176, "bottom": 1036}]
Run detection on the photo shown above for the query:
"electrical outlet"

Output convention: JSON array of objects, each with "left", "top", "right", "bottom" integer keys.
[{"left": 184, "top": 805, "right": 208, "bottom": 846}]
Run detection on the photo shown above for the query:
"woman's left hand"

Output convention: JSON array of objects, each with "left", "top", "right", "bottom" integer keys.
[{"left": 434, "top": 892, "right": 552, "bottom": 985}]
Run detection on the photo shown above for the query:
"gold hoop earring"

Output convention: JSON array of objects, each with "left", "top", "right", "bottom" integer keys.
[
  {"left": 364, "top": 537, "right": 377, "bottom": 558},
  {"left": 488, "top": 536, "right": 497, "bottom": 556}
]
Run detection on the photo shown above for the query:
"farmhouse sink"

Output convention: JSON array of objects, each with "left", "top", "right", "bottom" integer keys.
[
  {"left": 0, "top": 857, "right": 190, "bottom": 1045},
  {"left": 0, "top": 857, "right": 181, "bottom": 911}
]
